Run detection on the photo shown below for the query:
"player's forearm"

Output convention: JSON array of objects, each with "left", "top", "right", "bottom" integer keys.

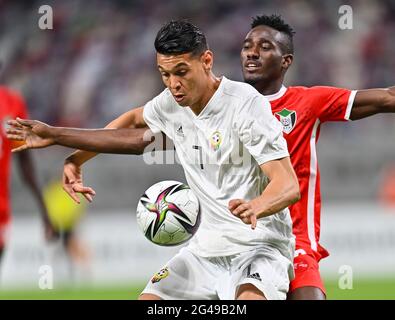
[
  {"left": 65, "top": 149, "right": 98, "bottom": 167},
  {"left": 51, "top": 126, "right": 152, "bottom": 154},
  {"left": 66, "top": 108, "right": 145, "bottom": 166},
  {"left": 350, "top": 86, "right": 395, "bottom": 120},
  {"left": 251, "top": 178, "right": 300, "bottom": 218},
  {"left": 370, "top": 86, "right": 395, "bottom": 113}
]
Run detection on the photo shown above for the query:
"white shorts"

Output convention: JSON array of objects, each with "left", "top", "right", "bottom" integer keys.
[{"left": 141, "top": 246, "right": 292, "bottom": 300}]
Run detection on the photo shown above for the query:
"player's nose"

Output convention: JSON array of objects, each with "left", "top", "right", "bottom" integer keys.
[
  {"left": 245, "top": 46, "right": 260, "bottom": 60},
  {"left": 169, "top": 76, "right": 181, "bottom": 91}
]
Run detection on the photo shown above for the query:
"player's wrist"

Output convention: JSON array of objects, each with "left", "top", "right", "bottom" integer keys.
[
  {"left": 64, "top": 152, "right": 84, "bottom": 167},
  {"left": 248, "top": 198, "right": 268, "bottom": 219},
  {"left": 48, "top": 125, "right": 62, "bottom": 144},
  {"left": 64, "top": 150, "right": 92, "bottom": 167}
]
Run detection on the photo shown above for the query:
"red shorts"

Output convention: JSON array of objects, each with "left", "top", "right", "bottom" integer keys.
[{"left": 289, "top": 249, "right": 326, "bottom": 295}]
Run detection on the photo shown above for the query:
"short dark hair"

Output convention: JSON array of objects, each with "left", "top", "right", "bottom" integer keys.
[
  {"left": 154, "top": 20, "right": 208, "bottom": 56},
  {"left": 251, "top": 14, "right": 295, "bottom": 54}
]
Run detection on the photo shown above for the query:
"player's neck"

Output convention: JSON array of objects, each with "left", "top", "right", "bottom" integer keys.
[
  {"left": 190, "top": 74, "right": 221, "bottom": 115},
  {"left": 254, "top": 78, "right": 284, "bottom": 96}
]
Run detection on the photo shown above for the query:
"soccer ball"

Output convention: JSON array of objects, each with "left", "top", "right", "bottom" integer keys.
[{"left": 136, "top": 180, "right": 201, "bottom": 246}]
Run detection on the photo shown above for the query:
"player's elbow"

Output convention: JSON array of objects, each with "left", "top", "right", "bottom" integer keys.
[
  {"left": 287, "top": 180, "right": 301, "bottom": 205},
  {"left": 384, "top": 88, "right": 395, "bottom": 113},
  {"left": 291, "top": 187, "right": 301, "bottom": 204}
]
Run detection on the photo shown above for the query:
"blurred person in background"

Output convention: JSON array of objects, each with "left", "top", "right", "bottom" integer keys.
[
  {"left": 0, "top": 66, "right": 54, "bottom": 268},
  {"left": 43, "top": 179, "right": 91, "bottom": 283},
  {"left": 60, "top": 14, "right": 395, "bottom": 300}
]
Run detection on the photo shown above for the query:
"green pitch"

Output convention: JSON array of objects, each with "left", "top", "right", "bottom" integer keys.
[{"left": 0, "top": 279, "right": 394, "bottom": 300}]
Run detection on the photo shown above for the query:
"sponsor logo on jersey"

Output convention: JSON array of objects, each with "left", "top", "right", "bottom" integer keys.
[
  {"left": 246, "top": 265, "right": 262, "bottom": 281},
  {"left": 176, "top": 125, "right": 184, "bottom": 137},
  {"left": 151, "top": 267, "right": 169, "bottom": 283},
  {"left": 275, "top": 108, "right": 297, "bottom": 134},
  {"left": 294, "top": 262, "right": 309, "bottom": 271},
  {"left": 210, "top": 130, "right": 222, "bottom": 151}
]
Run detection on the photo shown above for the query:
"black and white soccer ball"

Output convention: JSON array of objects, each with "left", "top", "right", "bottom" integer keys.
[{"left": 136, "top": 180, "right": 201, "bottom": 246}]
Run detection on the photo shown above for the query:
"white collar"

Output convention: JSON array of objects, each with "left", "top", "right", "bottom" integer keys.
[{"left": 264, "top": 85, "right": 287, "bottom": 102}]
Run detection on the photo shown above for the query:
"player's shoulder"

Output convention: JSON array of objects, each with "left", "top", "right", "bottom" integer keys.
[
  {"left": 221, "top": 77, "right": 262, "bottom": 102},
  {"left": 0, "top": 85, "right": 13, "bottom": 99},
  {"left": 0, "top": 86, "right": 23, "bottom": 99},
  {"left": 0, "top": 86, "right": 27, "bottom": 112},
  {"left": 287, "top": 85, "right": 347, "bottom": 96}
]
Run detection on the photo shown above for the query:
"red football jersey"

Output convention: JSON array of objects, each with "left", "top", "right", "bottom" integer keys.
[
  {"left": 0, "top": 87, "right": 28, "bottom": 224},
  {"left": 269, "top": 86, "right": 357, "bottom": 261}
]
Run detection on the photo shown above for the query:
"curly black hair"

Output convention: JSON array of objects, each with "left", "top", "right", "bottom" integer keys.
[{"left": 251, "top": 14, "right": 295, "bottom": 54}]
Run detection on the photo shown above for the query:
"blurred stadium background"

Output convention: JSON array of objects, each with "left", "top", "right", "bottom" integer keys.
[{"left": 1, "top": 0, "right": 395, "bottom": 299}]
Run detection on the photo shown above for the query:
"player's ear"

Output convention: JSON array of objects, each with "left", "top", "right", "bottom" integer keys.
[
  {"left": 282, "top": 54, "right": 293, "bottom": 70},
  {"left": 201, "top": 50, "right": 213, "bottom": 73}
]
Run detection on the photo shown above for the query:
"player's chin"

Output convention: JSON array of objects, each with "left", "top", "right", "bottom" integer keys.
[
  {"left": 175, "top": 97, "right": 190, "bottom": 107},
  {"left": 243, "top": 73, "right": 263, "bottom": 85}
]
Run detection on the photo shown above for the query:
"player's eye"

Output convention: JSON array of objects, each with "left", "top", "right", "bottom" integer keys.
[
  {"left": 175, "top": 70, "right": 188, "bottom": 76},
  {"left": 161, "top": 72, "right": 170, "bottom": 78},
  {"left": 261, "top": 43, "right": 271, "bottom": 50}
]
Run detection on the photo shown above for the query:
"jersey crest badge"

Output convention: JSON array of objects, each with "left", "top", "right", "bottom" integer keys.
[
  {"left": 210, "top": 131, "right": 222, "bottom": 151},
  {"left": 275, "top": 108, "right": 297, "bottom": 134},
  {"left": 151, "top": 267, "right": 169, "bottom": 283}
]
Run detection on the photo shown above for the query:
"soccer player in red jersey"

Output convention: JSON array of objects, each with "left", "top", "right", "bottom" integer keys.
[
  {"left": 0, "top": 86, "right": 53, "bottom": 262},
  {"left": 22, "top": 15, "right": 395, "bottom": 299},
  {"left": 240, "top": 15, "right": 395, "bottom": 299}
]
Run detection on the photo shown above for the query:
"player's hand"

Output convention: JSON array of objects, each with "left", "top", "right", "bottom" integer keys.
[
  {"left": 63, "top": 159, "right": 96, "bottom": 204},
  {"left": 5, "top": 118, "right": 55, "bottom": 152},
  {"left": 228, "top": 199, "right": 258, "bottom": 230}
]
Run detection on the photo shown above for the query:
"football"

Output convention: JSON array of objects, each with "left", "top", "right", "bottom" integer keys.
[{"left": 136, "top": 180, "right": 201, "bottom": 246}]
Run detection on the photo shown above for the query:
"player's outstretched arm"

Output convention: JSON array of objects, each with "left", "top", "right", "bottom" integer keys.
[
  {"left": 66, "top": 106, "right": 146, "bottom": 166},
  {"left": 229, "top": 157, "right": 300, "bottom": 229},
  {"left": 6, "top": 118, "right": 154, "bottom": 154},
  {"left": 62, "top": 107, "right": 145, "bottom": 203},
  {"left": 350, "top": 86, "right": 395, "bottom": 120}
]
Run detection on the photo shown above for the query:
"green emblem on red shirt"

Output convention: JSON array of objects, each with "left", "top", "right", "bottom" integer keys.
[{"left": 275, "top": 108, "right": 297, "bottom": 134}]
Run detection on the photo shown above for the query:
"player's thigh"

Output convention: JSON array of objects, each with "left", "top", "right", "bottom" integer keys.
[
  {"left": 230, "top": 248, "right": 292, "bottom": 300},
  {"left": 287, "top": 286, "right": 326, "bottom": 300},
  {"left": 288, "top": 252, "right": 326, "bottom": 300},
  {"left": 0, "top": 222, "right": 10, "bottom": 260},
  {"left": 140, "top": 247, "right": 218, "bottom": 300},
  {"left": 139, "top": 293, "right": 162, "bottom": 300},
  {"left": 236, "top": 283, "right": 267, "bottom": 300}
]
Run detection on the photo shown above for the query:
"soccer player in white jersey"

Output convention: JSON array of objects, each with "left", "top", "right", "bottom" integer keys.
[{"left": 6, "top": 20, "right": 300, "bottom": 300}]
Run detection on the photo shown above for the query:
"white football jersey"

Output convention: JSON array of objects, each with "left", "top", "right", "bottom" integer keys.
[{"left": 143, "top": 77, "right": 295, "bottom": 260}]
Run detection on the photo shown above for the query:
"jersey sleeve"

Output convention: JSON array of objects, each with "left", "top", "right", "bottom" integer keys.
[
  {"left": 236, "top": 94, "right": 289, "bottom": 165},
  {"left": 310, "top": 86, "right": 357, "bottom": 122},
  {"left": 142, "top": 90, "right": 171, "bottom": 137}
]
